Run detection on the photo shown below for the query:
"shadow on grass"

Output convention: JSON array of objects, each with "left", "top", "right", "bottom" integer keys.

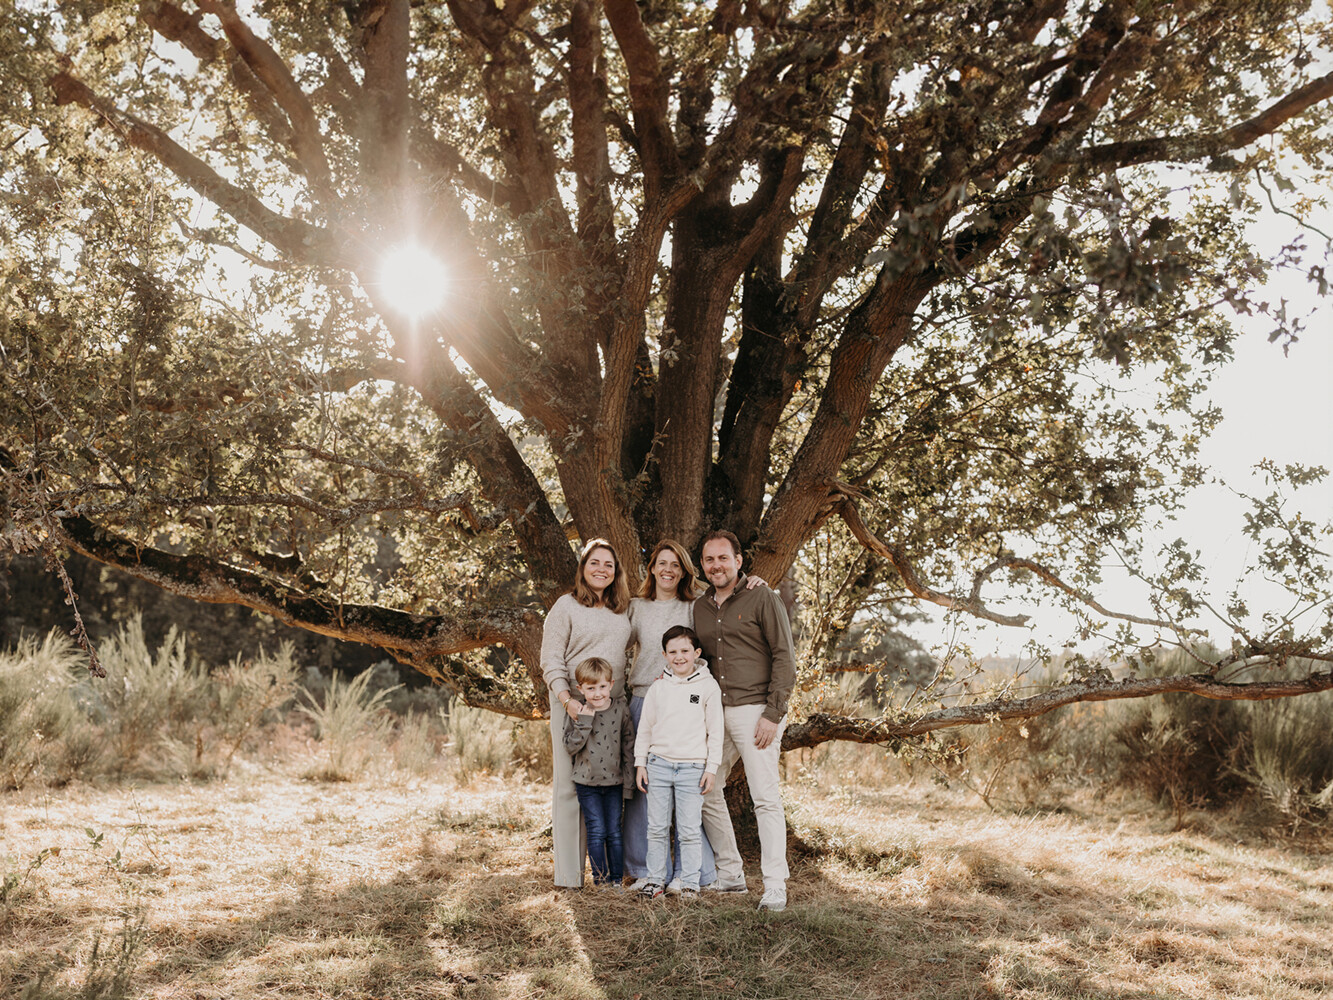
[
  {"left": 560, "top": 831, "right": 1331, "bottom": 1000},
  {"left": 5, "top": 814, "right": 1331, "bottom": 1000}
]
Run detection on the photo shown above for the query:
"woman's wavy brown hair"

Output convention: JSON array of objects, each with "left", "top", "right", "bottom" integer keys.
[
  {"left": 636, "top": 538, "right": 702, "bottom": 601},
  {"left": 572, "top": 537, "right": 631, "bottom": 613}
]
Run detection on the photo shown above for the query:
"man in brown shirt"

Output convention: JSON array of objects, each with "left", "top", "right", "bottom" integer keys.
[{"left": 694, "top": 529, "right": 796, "bottom": 912}]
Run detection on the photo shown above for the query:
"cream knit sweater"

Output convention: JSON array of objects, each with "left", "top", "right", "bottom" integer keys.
[{"left": 540, "top": 594, "right": 633, "bottom": 698}]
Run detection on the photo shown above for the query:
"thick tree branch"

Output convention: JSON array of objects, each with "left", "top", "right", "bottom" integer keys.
[
  {"left": 54, "top": 514, "right": 543, "bottom": 675},
  {"left": 48, "top": 72, "right": 349, "bottom": 268},
  {"left": 753, "top": 268, "right": 931, "bottom": 578},
  {"left": 782, "top": 668, "right": 1333, "bottom": 749},
  {"left": 569, "top": 0, "right": 614, "bottom": 245},
  {"left": 387, "top": 339, "right": 578, "bottom": 605},
  {"left": 140, "top": 3, "right": 298, "bottom": 158},
  {"left": 138, "top": 0, "right": 220, "bottom": 62},
  {"left": 348, "top": 0, "right": 411, "bottom": 187},
  {"left": 1077, "top": 68, "right": 1333, "bottom": 169},
  {"left": 602, "top": 0, "right": 676, "bottom": 200},
  {"left": 196, "top": 0, "right": 338, "bottom": 202}
]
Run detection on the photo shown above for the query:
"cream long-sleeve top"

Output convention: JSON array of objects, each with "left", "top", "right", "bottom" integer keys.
[
  {"left": 633, "top": 663, "right": 723, "bottom": 774},
  {"left": 540, "top": 594, "right": 633, "bottom": 700},
  {"left": 625, "top": 597, "right": 695, "bottom": 697}
]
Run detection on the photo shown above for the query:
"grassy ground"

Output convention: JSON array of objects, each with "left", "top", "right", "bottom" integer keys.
[{"left": 2, "top": 746, "right": 1331, "bottom": 1000}]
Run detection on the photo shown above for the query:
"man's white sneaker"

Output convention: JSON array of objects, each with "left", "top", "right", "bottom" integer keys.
[
  {"left": 665, "top": 877, "right": 682, "bottom": 895},
  {"left": 637, "top": 882, "right": 665, "bottom": 900},
  {"left": 701, "top": 879, "right": 749, "bottom": 893},
  {"left": 626, "top": 878, "right": 650, "bottom": 892},
  {"left": 757, "top": 887, "right": 786, "bottom": 912}
]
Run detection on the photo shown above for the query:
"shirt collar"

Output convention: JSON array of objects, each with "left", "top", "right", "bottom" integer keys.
[{"left": 705, "top": 571, "right": 748, "bottom": 606}]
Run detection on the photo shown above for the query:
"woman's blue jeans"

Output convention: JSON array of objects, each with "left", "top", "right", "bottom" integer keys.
[
  {"left": 573, "top": 783, "right": 624, "bottom": 883},
  {"left": 623, "top": 693, "right": 716, "bottom": 884}
]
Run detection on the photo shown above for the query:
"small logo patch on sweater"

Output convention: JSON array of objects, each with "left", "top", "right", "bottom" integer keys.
[{"left": 690, "top": 694, "right": 700, "bottom": 704}]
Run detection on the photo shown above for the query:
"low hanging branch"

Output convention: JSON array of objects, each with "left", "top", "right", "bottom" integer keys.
[
  {"left": 49, "top": 514, "right": 544, "bottom": 692},
  {"left": 781, "top": 667, "right": 1333, "bottom": 751}
]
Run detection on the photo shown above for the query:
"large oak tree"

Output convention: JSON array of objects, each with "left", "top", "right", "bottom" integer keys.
[{"left": 2, "top": 0, "right": 1331, "bottom": 746}]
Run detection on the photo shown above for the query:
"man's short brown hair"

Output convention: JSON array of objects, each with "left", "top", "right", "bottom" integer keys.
[{"left": 700, "top": 529, "right": 742, "bottom": 557}]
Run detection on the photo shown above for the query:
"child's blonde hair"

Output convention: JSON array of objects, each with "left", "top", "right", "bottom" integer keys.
[{"left": 574, "top": 656, "right": 614, "bottom": 687}]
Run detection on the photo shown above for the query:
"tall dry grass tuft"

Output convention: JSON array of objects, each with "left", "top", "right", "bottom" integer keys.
[
  {"left": 0, "top": 633, "right": 99, "bottom": 789},
  {"left": 209, "top": 643, "right": 300, "bottom": 776},
  {"left": 74, "top": 615, "right": 213, "bottom": 780},
  {"left": 298, "top": 669, "right": 398, "bottom": 781},
  {"left": 389, "top": 712, "right": 441, "bottom": 776},
  {"left": 441, "top": 702, "right": 513, "bottom": 780},
  {"left": 1240, "top": 685, "right": 1333, "bottom": 827}
]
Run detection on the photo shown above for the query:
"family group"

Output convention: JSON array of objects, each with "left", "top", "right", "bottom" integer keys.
[{"left": 539, "top": 531, "right": 797, "bottom": 912}]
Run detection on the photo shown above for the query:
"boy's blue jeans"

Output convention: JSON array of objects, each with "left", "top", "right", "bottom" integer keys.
[
  {"left": 574, "top": 783, "right": 624, "bottom": 883},
  {"left": 644, "top": 753, "right": 706, "bottom": 890},
  {"left": 624, "top": 694, "right": 716, "bottom": 884}
]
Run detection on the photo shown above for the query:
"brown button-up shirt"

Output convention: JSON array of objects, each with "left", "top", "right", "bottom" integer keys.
[{"left": 693, "top": 573, "right": 796, "bottom": 724}]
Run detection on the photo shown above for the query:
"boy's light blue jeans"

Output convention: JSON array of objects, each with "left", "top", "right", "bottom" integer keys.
[
  {"left": 624, "top": 694, "right": 716, "bottom": 883},
  {"left": 644, "top": 753, "right": 706, "bottom": 891}
]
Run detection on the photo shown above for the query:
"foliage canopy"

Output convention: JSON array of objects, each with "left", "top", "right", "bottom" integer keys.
[{"left": 2, "top": 0, "right": 1331, "bottom": 743}]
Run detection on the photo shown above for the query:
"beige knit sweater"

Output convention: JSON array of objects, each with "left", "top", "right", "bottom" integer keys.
[
  {"left": 540, "top": 594, "right": 633, "bottom": 699},
  {"left": 626, "top": 597, "right": 695, "bottom": 697}
]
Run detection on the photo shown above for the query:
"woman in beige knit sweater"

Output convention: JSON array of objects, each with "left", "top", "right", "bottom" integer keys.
[{"left": 540, "top": 537, "right": 633, "bottom": 888}]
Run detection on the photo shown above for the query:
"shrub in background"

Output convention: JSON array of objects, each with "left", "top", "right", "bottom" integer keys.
[
  {"left": 441, "top": 702, "right": 513, "bottom": 780},
  {"left": 1236, "top": 682, "right": 1333, "bottom": 827},
  {"left": 1109, "top": 652, "right": 1333, "bottom": 822},
  {"left": 211, "top": 643, "right": 300, "bottom": 776},
  {"left": 0, "top": 633, "right": 101, "bottom": 789},
  {"left": 74, "top": 615, "right": 214, "bottom": 780},
  {"left": 298, "top": 669, "right": 399, "bottom": 781},
  {"left": 391, "top": 712, "right": 442, "bottom": 776}
]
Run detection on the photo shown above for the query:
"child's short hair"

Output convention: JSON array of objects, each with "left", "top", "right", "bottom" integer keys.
[
  {"left": 574, "top": 656, "right": 614, "bottom": 686},
  {"left": 661, "top": 624, "right": 701, "bottom": 650}
]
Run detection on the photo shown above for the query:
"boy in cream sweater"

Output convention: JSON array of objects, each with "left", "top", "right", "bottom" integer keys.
[{"left": 633, "top": 624, "right": 723, "bottom": 899}]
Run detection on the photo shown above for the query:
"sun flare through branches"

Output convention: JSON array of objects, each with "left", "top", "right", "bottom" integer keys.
[{"left": 377, "top": 244, "right": 449, "bottom": 319}]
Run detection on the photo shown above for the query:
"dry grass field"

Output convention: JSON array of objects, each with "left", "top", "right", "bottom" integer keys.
[{"left": 3, "top": 738, "right": 1331, "bottom": 1000}]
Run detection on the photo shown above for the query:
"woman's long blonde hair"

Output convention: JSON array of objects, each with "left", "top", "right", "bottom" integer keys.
[
  {"left": 636, "top": 538, "right": 702, "bottom": 601},
  {"left": 572, "top": 537, "right": 631, "bottom": 613}
]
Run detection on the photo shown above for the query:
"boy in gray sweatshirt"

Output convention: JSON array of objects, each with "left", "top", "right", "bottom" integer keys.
[
  {"left": 633, "top": 625, "right": 723, "bottom": 898},
  {"left": 563, "top": 656, "right": 636, "bottom": 886}
]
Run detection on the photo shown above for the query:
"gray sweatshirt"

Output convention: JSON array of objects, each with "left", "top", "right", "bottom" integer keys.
[{"left": 563, "top": 697, "right": 636, "bottom": 794}]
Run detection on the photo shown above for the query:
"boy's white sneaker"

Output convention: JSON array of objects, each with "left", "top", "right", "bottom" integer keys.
[
  {"left": 626, "top": 878, "right": 650, "bottom": 892},
  {"left": 757, "top": 886, "right": 786, "bottom": 912},
  {"left": 637, "top": 882, "right": 665, "bottom": 900},
  {"left": 665, "top": 877, "right": 682, "bottom": 895}
]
